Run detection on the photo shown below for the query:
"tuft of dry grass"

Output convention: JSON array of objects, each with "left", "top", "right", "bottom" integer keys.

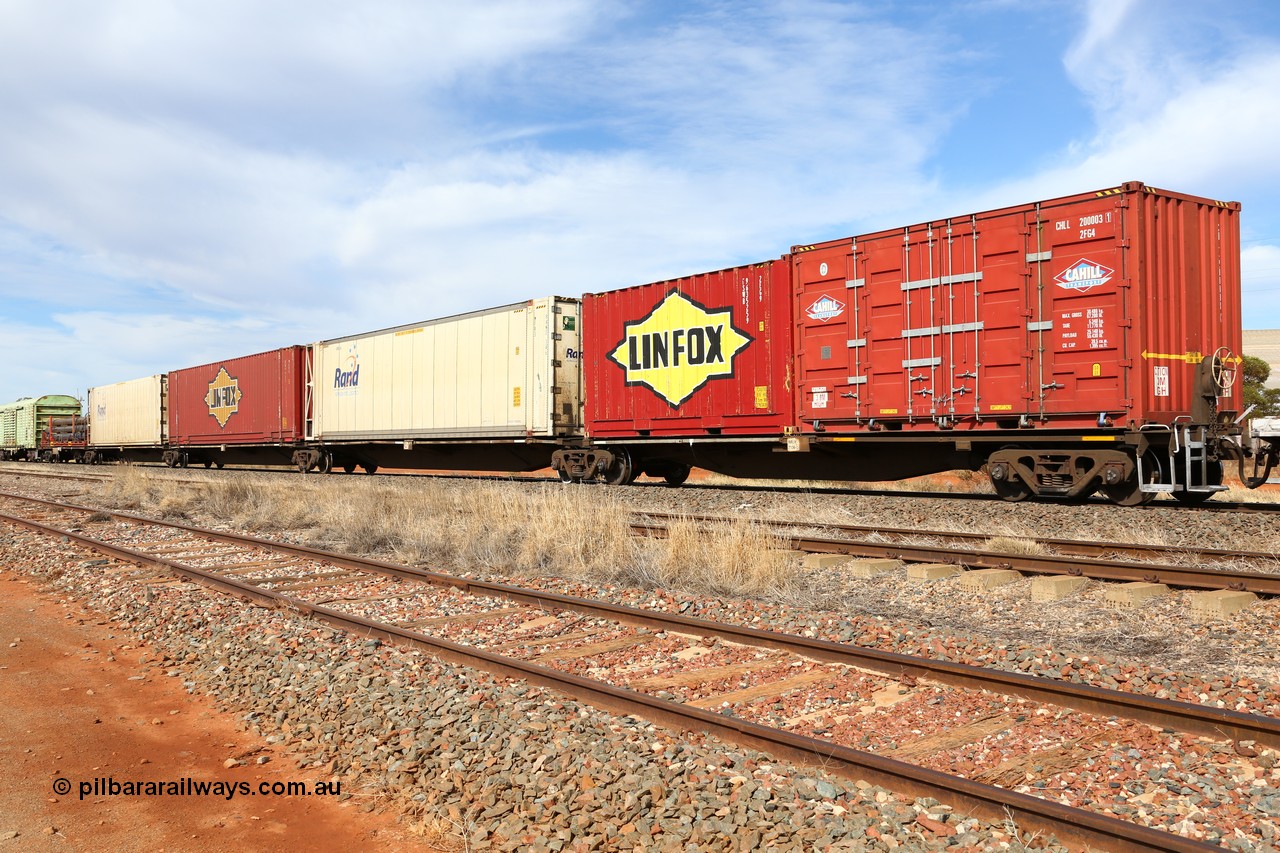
[
  {"left": 698, "top": 469, "right": 994, "bottom": 495},
  {"left": 983, "top": 536, "right": 1046, "bottom": 555},
  {"left": 96, "top": 471, "right": 811, "bottom": 604},
  {"left": 1213, "top": 483, "right": 1280, "bottom": 503},
  {"left": 629, "top": 516, "right": 800, "bottom": 598}
]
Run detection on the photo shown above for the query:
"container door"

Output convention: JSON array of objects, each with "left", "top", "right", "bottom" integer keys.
[
  {"left": 899, "top": 226, "right": 948, "bottom": 422},
  {"left": 933, "top": 219, "right": 985, "bottom": 425},
  {"left": 551, "top": 299, "right": 584, "bottom": 436},
  {"left": 969, "top": 213, "right": 1034, "bottom": 421},
  {"left": 795, "top": 246, "right": 857, "bottom": 424},
  {"left": 1030, "top": 198, "right": 1126, "bottom": 418}
]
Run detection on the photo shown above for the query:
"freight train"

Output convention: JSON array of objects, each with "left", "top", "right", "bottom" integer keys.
[{"left": 10, "top": 181, "right": 1273, "bottom": 505}]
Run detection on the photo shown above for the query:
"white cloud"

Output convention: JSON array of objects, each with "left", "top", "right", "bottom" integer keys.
[
  {"left": 0, "top": 0, "right": 988, "bottom": 403},
  {"left": 1243, "top": 244, "right": 1280, "bottom": 329},
  {"left": 948, "top": 5, "right": 1280, "bottom": 245},
  {"left": 0, "top": 309, "right": 307, "bottom": 402}
]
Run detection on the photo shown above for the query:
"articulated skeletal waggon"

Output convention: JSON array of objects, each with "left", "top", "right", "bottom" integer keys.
[{"left": 23, "top": 182, "right": 1273, "bottom": 505}]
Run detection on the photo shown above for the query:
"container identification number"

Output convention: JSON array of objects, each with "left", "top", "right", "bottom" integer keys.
[{"left": 1055, "top": 211, "right": 1112, "bottom": 240}]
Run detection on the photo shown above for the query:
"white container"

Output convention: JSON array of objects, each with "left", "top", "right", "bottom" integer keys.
[
  {"left": 311, "top": 298, "right": 582, "bottom": 441},
  {"left": 88, "top": 375, "right": 167, "bottom": 446}
]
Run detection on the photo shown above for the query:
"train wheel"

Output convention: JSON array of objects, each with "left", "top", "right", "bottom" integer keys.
[
  {"left": 342, "top": 461, "right": 357, "bottom": 474},
  {"left": 203, "top": 460, "right": 213, "bottom": 469},
  {"left": 991, "top": 476, "right": 1030, "bottom": 502},
  {"left": 1173, "top": 458, "right": 1222, "bottom": 506},
  {"left": 557, "top": 468, "right": 574, "bottom": 483},
  {"left": 603, "top": 449, "right": 633, "bottom": 485},
  {"left": 361, "top": 462, "right": 378, "bottom": 475},
  {"left": 215, "top": 461, "right": 225, "bottom": 469},
  {"left": 315, "top": 452, "right": 332, "bottom": 475},
  {"left": 662, "top": 464, "right": 691, "bottom": 487},
  {"left": 1103, "top": 452, "right": 1159, "bottom": 506}
]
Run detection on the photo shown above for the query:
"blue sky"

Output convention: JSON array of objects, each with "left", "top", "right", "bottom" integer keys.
[{"left": 3, "top": 0, "right": 1280, "bottom": 403}]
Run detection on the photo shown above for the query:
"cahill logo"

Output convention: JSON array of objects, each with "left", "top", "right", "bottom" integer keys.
[
  {"left": 805, "top": 295, "right": 845, "bottom": 322},
  {"left": 608, "top": 291, "right": 752, "bottom": 408},
  {"left": 204, "top": 366, "right": 242, "bottom": 428},
  {"left": 1054, "top": 259, "right": 1114, "bottom": 293}
]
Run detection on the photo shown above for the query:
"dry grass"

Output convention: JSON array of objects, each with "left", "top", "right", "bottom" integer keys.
[
  {"left": 98, "top": 468, "right": 810, "bottom": 603},
  {"left": 698, "top": 469, "right": 994, "bottom": 495},
  {"left": 1213, "top": 482, "right": 1280, "bottom": 503},
  {"left": 982, "top": 536, "right": 1046, "bottom": 555}
]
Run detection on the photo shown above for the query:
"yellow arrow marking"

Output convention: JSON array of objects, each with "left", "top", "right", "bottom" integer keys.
[{"left": 1139, "top": 350, "right": 1241, "bottom": 365}]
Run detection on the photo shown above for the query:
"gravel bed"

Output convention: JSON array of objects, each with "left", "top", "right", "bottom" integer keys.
[
  {"left": 0, "top": 528, "right": 1074, "bottom": 852},
  {"left": 4, "top": 472, "right": 1280, "bottom": 849}
]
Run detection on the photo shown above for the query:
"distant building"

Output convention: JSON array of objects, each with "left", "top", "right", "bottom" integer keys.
[{"left": 1243, "top": 330, "right": 1280, "bottom": 389}]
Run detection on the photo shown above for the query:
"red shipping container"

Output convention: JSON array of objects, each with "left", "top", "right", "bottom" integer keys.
[
  {"left": 167, "top": 346, "right": 307, "bottom": 446},
  {"left": 585, "top": 259, "right": 794, "bottom": 437},
  {"left": 792, "top": 182, "right": 1241, "bottom": 432}
]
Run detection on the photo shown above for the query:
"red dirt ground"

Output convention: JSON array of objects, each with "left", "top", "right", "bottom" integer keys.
[{"left": 0, "top": 571, "right": 441, "bottom": 852}]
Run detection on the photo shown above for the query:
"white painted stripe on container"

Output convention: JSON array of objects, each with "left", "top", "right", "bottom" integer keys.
[
  {"left": 901, "top": 326, "right": 941, "bottom": 338},
  {"left": 901, "top": 277, "right": 940, "bottom": 291},
  {"left": 902, "top": 357, "right": 942, "bottom": 368},
  {"left": 846, "top": 278, "right": 865, "bottom": 289},
  {"left": 901, "top": 271, "right": 983, "bottom": 290},
  {"left": 1027, "top": 321, "right": 1054, "bottom": 332},
  {"left": 1026, "top": 251, "right": 1053, "bottom": 263},
  {"left": 846, "top": 375, "right": 868, "bottom": 385},
  {"left": 846, "top": 338, "right": 866, "bottom": 348},
  {"left": 940, "top": 271, "right": 983, "bottom": 285},
  {"left": 941, "top": 321, "right": 985, "bottom": 333}
]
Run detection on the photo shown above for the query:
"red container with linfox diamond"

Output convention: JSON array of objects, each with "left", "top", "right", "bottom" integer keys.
[
  {"left": 167, "top": 346, "right": 307, "bottom": 453},
  {"left": 584, "top": 259, "right": 795, "bottom": 438},
  {"left": 792, "top": 181, "right": 1242, "bottom": 433}
]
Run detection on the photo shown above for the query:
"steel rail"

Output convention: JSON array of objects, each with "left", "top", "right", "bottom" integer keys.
[
  {"left": 3, "top": 490, "right": 1278, "bottom": 753},
  {"left": 637, "top": 509, "right": 1280, "bottom": 566},
  {"left": 0, "top": 508, "right": 1227, "bottom": 853},
  {"left": 632, "top": 521, "right": 1280, "bottom": 596},
  {"left": 7, "top": 460, "right": 1280, "bottom": 513}
]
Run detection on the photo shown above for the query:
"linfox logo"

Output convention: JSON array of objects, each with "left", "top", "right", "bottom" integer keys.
[
  {"left": 805, "top": 295, "right": 845, "bottom": 322},
  {"left": 608, "top": 290, "right": 752, "bottom": 408},
  {"left": 335, "top": 344, "right": 360, "bottom": 392},
  {"left": 204, "top": 366, "right": 242, "bottom": 428},
  {"left": 1054, "top": 259, "right": 1115, "bottom": 293}
]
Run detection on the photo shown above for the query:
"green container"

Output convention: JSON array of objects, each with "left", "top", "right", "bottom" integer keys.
[{"left": 0, "top": 395, "right": 83, "bottom": 455}]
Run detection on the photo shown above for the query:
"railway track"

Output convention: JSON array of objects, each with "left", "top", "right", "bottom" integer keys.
[
  {"left": 7, "top": 460, "right": 1280, "bottom": 512},
  {"left": 8, "top": 464, "right": 1280, "bottom": 597},
  {"left": 636, "top": 512, "right": 1280, "bottom": 596},
  {"left": 645, "top": 510, "right": 1280, "bottom": 566},
  {"left": 0, "top": 491, "right": 1272, "bottom": 850}
]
